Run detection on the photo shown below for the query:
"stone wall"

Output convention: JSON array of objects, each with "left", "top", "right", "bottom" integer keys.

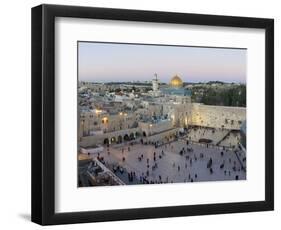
[
  {"left": 138, "top": 120, "right": 173, "bottom": 136},
  {"left": 191, "top": 103, "right": 246, "bottom": 130},
  {"left": 163, "top": 102, "right": 192, "bottom": 128},
  {"left": 80, "top": 127, "right": 141, "bottom": 147},
  {"left": 79, "top": 111, "right": 138, "bottom": 138},
  {"left": 144, "top": 128, "right": 179, "bottom": 143}
]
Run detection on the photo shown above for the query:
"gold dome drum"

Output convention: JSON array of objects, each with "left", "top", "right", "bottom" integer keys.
[{"left": 170, "top": 75, "right": 183, "bottom": 87}]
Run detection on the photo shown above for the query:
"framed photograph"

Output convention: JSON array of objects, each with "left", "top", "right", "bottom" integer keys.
[{"left": 31, "top": 4, "right": 274, "bottom": 225}]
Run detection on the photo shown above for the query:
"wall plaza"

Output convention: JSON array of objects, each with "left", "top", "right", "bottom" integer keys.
[{"left": 78, "top": 75, "right": 246, "bottom": 186}]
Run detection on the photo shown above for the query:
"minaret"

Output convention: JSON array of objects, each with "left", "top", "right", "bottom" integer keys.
[{"left": 152, "top": 73, "right": 159, "bottom": 92}]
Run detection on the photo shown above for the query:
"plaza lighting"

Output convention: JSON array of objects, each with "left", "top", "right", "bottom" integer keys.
[{"left": 102, "top": 117, "right": 108, "bottom": 123}]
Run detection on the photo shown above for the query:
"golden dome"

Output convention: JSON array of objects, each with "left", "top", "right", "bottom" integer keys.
[{"left": 170, "top": 75, "right": 183, "bottom": 87}]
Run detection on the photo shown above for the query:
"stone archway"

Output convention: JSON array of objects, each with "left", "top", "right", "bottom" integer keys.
[
  {"left": 117, "top": 135, "right": 122, "bottom": 143},
  {"left": 103, "top": 138, "right": 109, "bottom": 145},
  {"left": 135, "top": 132, "right": 140, "bottom": 138},
  {"left": 129, "top": 133, "right": 135, "bottom": 140},
  {"left": 111, "top": 136, "right": 116, "bottom": 144},
  {"left": 124, "top": 134, "right": 130, "bottom": 141}
]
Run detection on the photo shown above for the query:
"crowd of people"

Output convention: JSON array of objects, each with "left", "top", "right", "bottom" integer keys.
[{"left": 98, "top": 137, "right": 246, "bottom": 185}]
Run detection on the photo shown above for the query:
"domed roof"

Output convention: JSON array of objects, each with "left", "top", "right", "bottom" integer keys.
[{"left": 170, "top": 75, "right": 183, "bottom": 87}]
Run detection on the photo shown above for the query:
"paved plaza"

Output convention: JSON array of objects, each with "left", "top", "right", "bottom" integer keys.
[{"left": 93, "top": 138, "right": 246, "bottom": 185}]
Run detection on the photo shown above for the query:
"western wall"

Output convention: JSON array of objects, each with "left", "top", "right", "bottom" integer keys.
[{"left": 190, "top": 103, "right": 246, "bottom": 130}]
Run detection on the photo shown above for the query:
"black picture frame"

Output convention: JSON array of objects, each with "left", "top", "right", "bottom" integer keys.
[{"left": 31, "top": 4, "right": 274, "bottom": 225}]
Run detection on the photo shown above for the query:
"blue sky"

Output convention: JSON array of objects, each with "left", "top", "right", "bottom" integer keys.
[{"left": 78, "top": 42, "right": 246, "bottom": 84}]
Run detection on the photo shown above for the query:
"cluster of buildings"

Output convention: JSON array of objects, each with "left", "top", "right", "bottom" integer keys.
[
  {"left": 78, "top": 75, "right": 246, "bottom": 187},
  {"left": 78, "top": 75, "right": 246, "bottom": 150}
]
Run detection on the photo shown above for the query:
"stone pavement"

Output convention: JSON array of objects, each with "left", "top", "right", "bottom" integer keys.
[{"left": 94, "top": 139, "right": 246, "bottom": 185}]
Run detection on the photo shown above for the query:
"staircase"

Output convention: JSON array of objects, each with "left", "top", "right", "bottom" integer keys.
[{"left": 216, "top": 130, "right": 232, "bottom": 146}]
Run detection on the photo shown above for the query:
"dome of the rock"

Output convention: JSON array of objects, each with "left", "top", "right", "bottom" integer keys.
[{"left": 170, "top": 75, "right": 183, "bottom": 87}]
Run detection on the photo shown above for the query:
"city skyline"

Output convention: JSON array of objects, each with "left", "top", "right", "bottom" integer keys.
[{"left": 78, "top": 42, "right": 247, "bottom": 84}]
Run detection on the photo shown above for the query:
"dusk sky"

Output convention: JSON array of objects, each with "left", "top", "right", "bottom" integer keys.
[{"left": 78, "top": 42, "right": 247, "bottom": 84}]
